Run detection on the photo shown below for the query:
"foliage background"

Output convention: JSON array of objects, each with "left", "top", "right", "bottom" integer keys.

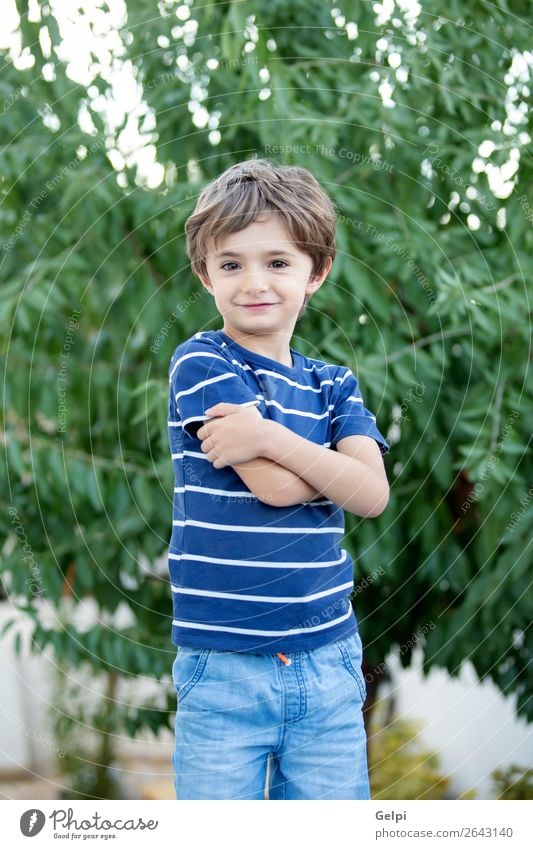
[{"left": 0, "top": 0, "right": 531, "bottom": 795}]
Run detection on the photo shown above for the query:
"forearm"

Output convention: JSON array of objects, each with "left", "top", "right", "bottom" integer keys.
[
  {"left": 196, "top": 402, "right": 386, "bottom": 513},
  {"left": 232, "top": 458, "right": 320, "bottom": 506},
  {"left": 259, "top": 420, "right": 389, "bottom": 517}
]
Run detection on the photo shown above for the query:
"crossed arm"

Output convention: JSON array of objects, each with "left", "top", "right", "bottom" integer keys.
[{"left": 196, "top": 402, "right": 390, "bottom": 518}]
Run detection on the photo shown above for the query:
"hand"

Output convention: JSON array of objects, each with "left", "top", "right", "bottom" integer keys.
[{"left": 196, "top": 402, "right": 266, "bottom": 469}]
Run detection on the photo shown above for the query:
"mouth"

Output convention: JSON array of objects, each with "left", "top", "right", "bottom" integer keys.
[{"left": 239, "top": 303, "right": 278, "bottom": 311}]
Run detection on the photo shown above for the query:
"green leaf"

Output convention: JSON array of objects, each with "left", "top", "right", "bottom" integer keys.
[{"left": 86, "top": 467, "right": 104, "bottom": 512}]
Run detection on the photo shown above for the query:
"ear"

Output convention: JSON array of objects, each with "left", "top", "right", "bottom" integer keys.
[
  {"left": 199, "top": 274, "right": 214, "bottom": 295},
  {"left": 306, "top": 256, "right": 332, "bottom": 295}
]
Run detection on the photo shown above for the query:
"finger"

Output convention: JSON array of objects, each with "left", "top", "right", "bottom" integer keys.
[
  {"left": 204, "top": 403, "right": 240, "bottom": 417},
  {"left": 208, "top": 450, "right": 226, "bottom": 468},
  {"left": 198, "top": 419, "right": 215, "bottom": 438}
]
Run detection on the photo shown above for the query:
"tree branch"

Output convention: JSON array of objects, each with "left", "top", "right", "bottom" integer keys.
[{"left": 379, "top": 326, "right": 472, "bottom": 364}]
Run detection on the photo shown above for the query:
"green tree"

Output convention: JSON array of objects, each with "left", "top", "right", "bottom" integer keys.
[{"left": 1, "top": 0, "right": 531, "bottom": 794}]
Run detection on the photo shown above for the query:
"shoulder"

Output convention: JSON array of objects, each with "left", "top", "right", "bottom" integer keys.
[
  {"left": 297, "top": 350, "right": 351, "bottom": 386},
  {"left": 169, "top": 331, "right": 230, "bottom": 379},
  {"left": 300, "top": 354, "right": 363, "bottom": 406}
]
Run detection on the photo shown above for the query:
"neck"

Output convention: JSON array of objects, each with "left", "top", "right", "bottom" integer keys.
[{"left": 221, "top": 326, "right": 294, "bottom": 367}]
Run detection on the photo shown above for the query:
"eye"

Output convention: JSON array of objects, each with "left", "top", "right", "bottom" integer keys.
[
  {"left": 220, "top": 262, "right": 239, "bottom": 271},
  {"left": 270, "top": 260, "right": 288, "bottom": 268}
]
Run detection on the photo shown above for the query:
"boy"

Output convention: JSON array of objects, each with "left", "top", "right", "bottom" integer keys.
[{"left": 167, "top": 158, "right": 390, "bottom": 800}]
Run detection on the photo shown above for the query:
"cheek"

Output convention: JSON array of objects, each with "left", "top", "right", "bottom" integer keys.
[{"left": 210, "top": 290, "right": 227, "bottom": 308}]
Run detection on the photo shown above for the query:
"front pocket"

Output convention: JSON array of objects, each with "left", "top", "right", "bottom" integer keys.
[
  {"left": 336, "top": 635, "right": 367, "bottom": 703},
  {"left": 172, "top": 648, "right": 211, "bottom": 705}
]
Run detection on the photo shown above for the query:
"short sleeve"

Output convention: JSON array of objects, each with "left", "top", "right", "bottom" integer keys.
[
  {"left": 330, "top": 368, "right": 390, "bottom": 455},
  {"left": 169, "top": 338, "right": 260, "bottom": 438}
]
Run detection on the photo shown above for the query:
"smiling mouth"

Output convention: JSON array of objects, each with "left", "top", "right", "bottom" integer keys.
[{"left": 239, "top": 302, "right": 277, "bottom": 308}]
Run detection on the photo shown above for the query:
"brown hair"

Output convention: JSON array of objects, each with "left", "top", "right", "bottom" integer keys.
[{"left": 184, "top": 158, "right": 336, "bottom": 289}]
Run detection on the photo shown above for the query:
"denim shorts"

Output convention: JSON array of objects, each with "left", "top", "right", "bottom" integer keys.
[{"left": 171, "top": 630, "right": 370, "bottom": 800}]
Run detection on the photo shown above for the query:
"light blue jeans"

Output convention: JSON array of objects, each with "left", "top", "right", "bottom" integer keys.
[{"left": 171, "top": 630, "right": 370, "bottom": 800}]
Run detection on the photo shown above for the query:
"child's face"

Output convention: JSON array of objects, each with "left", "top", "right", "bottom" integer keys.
[{"left": 199, "top": 213, "right": 331, "bottom": 340}]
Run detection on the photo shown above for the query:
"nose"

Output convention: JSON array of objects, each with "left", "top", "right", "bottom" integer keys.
[{"left": 241, "top": 270, "right": 268, "bottom": 294}]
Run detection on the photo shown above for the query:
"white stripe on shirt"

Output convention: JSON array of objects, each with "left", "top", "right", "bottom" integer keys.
[
  {"left": 173, "top": 486, "right": 333, "bottom": 505},
  {"left": 172, "top": 606, "right": 353, "bottom": 637},
  {"left": 174, "top": 371, "right": 237, "bottom": 401},
  {"left": 172, "top": 519, "right": 343, "bottom": 534},
  {"left": 171, "top": 450, "right": 216, "bottom": 461},
  {"left": 338, "top": 369, "right": 353, "bottom": 385},
  {"left": 181, "top": 399, "right": 260, "bottom": 430},
  {"left": 174, "top": 485, "right": 258, "bottom": 498},
  {"left": 250, "top": 367, "right": 334, "bottom": 393},
  {"left": 171, "top": 580, "right": 353, "bottom": 604},
  {"left": 169, "top": 350, "right": 228, "bottom": 381},
  {"left": 168, "top": 551, "right": 348, "bottom": 569},
  {"left": 259, "top": 398, "right": 335, "bottom": 419}
]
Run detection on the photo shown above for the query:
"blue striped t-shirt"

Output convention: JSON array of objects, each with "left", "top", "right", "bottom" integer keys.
[{"left": 167, "top": 329, "right": 389, "bottom": 653}]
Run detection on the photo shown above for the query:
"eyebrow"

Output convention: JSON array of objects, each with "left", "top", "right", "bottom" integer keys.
[{"left": 214, "top": 249, "right": 296, "bottom": 259}]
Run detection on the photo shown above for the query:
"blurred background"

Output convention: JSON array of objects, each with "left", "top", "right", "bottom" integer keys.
[{"left": 0, "top": 0, "right": 532, "bottom": 800}]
